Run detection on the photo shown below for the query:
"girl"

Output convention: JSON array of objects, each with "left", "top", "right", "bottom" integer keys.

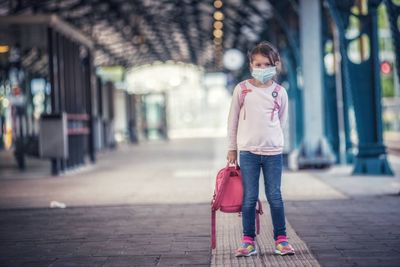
[{"left": 227, "top": 42, "right": 295, "bottom": 257}]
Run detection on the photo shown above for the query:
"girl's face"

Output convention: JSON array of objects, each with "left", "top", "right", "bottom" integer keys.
[{"left": 250, "top": 53, "right": 274, "bottom": 69}]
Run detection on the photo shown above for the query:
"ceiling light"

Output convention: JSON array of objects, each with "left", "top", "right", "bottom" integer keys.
[
  {"left": 213, "top": 11, "right": 224, "bottom": 21},
  {"left": 214, "top": 0, "right": 223, "bottom": 9},
  {"left": 0, "top": 45, "right": 9, "bottom": 53},
  {"left": 213, "top": 29, "right": 223, "bottom": 38},
  {"left": 214, "top": 21, "right": 223, "bottom": 29}
]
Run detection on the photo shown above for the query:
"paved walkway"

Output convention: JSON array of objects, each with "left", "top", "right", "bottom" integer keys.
[
  {"left": 0, "top": 138, "right": 399, "bottom": 266},
  {"left": 0, "top": 204, "right": 210, "bottom": 266},
  {"left": 285, "top": 196, "right": 400, "bottom": 267},
  {"left": 212, "top": 208, "right": 320, "bottom": 267}
]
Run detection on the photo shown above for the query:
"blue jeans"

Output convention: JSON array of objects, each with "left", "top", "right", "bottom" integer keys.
[{"left": 239, "top": 151, "right": 286, "bottom": 240}]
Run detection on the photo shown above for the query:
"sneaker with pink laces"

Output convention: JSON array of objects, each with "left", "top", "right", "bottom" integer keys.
[
  {"left": 274, "top": 235, "right": 295, "bottom": 256},
  {"left": 235, "top": 242, "right": 257, "bottom": 257},
  {"left": 235, "top": 236, "right": 257, "bottom": 257}
]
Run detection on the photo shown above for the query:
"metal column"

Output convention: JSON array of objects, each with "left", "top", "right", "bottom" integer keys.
[
  {"left": 327, "top": 0, "right": 394, "bottom": 175},
  {"left": 298, "top": 0, "right": 335, "bottom": 168}
]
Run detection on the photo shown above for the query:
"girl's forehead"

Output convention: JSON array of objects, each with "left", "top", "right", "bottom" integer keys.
[{"left": 251, "top": 54, "right": 271, "bottom": 63}]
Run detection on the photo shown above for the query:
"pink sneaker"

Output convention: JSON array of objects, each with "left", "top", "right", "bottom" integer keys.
[
  {"left": 235, "top": 242, "right": 257, "bottom": 257},
  {"left": 235, "top": 236, "right": 257, "bottom": 257},
  {"left": 274, "top": 235, "right": 295, "bottom": 256}
]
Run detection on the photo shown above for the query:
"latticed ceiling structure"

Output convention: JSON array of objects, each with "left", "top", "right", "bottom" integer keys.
[{"left": 0, "top": 0, "right": 299, "bottom": 70}]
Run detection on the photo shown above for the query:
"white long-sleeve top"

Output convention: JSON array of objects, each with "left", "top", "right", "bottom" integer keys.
[{"left": 227, "top": 80, "right": 288, "bottom": 155}]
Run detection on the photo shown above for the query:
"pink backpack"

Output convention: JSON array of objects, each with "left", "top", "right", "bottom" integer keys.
[
  {"left": 211, "top": 164, "right": 263, "bottom": 249},
  {"left": 239, "top": 80, "right": 281, "bottom": 121}
]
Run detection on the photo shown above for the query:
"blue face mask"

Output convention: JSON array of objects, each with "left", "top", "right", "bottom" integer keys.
[{"left": 251, "top": 66, "right": 277, "bottom": 84}]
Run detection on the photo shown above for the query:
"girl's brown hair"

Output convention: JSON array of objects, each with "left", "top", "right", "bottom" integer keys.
[{"left": 248, "top": 41, "right": 280, "bottom": 65}]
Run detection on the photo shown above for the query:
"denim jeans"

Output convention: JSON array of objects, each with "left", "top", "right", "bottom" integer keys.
[{"left": 239, "top": 151, "right": 286, "bottom": 240}]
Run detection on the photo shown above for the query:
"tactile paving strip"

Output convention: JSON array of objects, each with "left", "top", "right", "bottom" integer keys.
[{"left": 211, "top": 203, "right": 321, "bottom": 267}]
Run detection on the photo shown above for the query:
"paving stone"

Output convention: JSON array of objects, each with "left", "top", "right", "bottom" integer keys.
[
  {"left": 49, "top": 256, "right": 108, "bottom": 266},
  {"left": 102, "top": 255, "right": 160, "bottom": 266},
  {"left": 1, "top": 260, "right": 57, "bottom": 267},
  {"left": 158, "top": 254, "right": 211, "bottom": 266}
]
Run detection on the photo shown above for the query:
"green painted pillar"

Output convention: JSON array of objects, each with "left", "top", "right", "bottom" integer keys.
[
  {"left": 321, "top": 9, "right": 341, "bottom": 164},
  {"left": 384, "top": 0, "right": 400, "bottom": 84},
  {"left": 327, "top": 0, "right": 394, "bottom": 175}
]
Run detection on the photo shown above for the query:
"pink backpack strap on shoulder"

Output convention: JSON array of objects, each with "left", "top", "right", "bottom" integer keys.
[
  {"left": 238, "top": 80, "right": 252, "bottom": 120},
  {"left": 238, "top": 81, "right": 250, "bottom": 108},
  {"left": 270, "top": 84, "right": 282, "bottom": 121}
]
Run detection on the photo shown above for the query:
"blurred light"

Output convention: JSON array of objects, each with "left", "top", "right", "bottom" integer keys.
[
  {"left": 213, "top": 11, "right": 224, "bottom": 21},
  {"left": 31, "top": 78, "right": 46, "bottom": 95},
  {"left": 0, "top": 45, "right": 9, "bottom": 53},
  {"left": 223, "top": 49, "right": 245, "bottom": 71},
  {"left": 380, "top": 61, "right": 392, "bottom": 75},
  {"left": 214, "top": 21, "right": 223, "bottom": 30},
  {"left": 115, "top": 132, "right": 124, "bottom": 143},
  {"left": 2, "top": 98, "right": 9, "bottom": 108},
  {"left": 214, "top": 0, "right": 223, "bottom": 8},
  {"left": 96, "top": 66, "right": 125, "bottom": 83},
  {"left": 213, "top": 29, "right": 223, "bottom": 38},
  {"left": 323, "top": 53, "right": 335, "bottom": 76},
  {"left": 169, "top": 76, "right": 182, "bottom": 87}
]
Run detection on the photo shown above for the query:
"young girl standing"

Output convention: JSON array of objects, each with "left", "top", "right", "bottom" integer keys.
[{"left": 227, "top": 42, "right": 295, "bottom": 257}]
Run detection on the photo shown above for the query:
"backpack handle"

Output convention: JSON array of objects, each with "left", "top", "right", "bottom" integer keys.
[{"left": 226, "top": 162, "right": 240, "bottom": 170}]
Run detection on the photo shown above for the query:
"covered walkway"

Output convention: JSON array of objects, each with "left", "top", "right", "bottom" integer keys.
[
  {"left": 1, "top": 0, "right": 400, "bottom": 266},
  {"left": 0, "top": 0, "right": 399, "bottom": 175}
]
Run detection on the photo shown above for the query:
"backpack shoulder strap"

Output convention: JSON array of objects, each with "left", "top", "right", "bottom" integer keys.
[
  {"left": 239, "top": 80, "right": 247, "bottom": 91},
  {"left": 238, "top": 80, "right": 251, "bottom": 108},
  {"left": 270, "top": 84, "right": 282, "bottom": 121},
  {"left": 272, "top": 83, "right": 282, "bottom": 97}
]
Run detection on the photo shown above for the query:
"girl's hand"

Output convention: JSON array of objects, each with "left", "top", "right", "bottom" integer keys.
[{"left": 227, "top": 150, "right": 237, "bottom": 165}]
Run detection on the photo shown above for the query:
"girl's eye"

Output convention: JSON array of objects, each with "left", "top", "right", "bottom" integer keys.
[
  {"left": 255, "top": 63, "right": 272, "bottom": 67},
  {"left": 254, "top": 63, "right": 273, "bottom": 67}
]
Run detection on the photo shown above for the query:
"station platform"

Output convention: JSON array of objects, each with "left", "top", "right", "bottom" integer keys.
[{"left": 0, "top": 138, "right": 399, "bottom": 266}]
